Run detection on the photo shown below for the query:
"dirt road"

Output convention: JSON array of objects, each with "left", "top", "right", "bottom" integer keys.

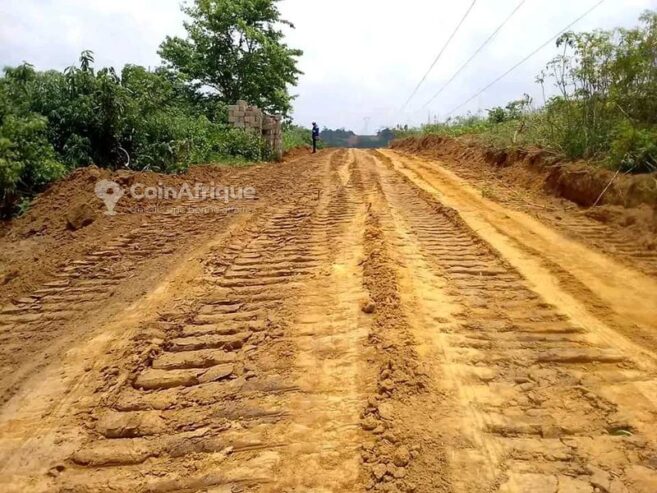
[{"left": 1, "top": 149, "right": 656, "bottom": 492}]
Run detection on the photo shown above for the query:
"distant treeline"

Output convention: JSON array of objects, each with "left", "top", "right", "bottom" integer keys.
[{"left": 320, "top": 128, "right": 395, "bottom": 148}]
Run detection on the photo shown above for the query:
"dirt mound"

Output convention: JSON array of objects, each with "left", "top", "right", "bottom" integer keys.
[
  {"left": 391, "top": 135, "right": 657, "bottom": 210},
  {"left": 3, "top": 166, "right": 109, "bottom": 239},
  {"left": 0, "top": 162, "right": 266, "bottom": 301},
  {"left": 5, "top": 165, "right": 258, "bottom": 240},
  {"left": 283, "top": 145, "right": 312, "bottom": 160}
]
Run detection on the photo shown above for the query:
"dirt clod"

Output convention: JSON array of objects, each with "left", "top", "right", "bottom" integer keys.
[
  {"left": 66, "top": 202, "right": 97, "bottom": 231},
  {"left": 361, "top": 298, "right": 376, "bottom": 314},
  {"left": 393, "top": 446, "right": 411, "bottom": 467},
  {"left": 361, "top": 416, "right": 379, "bottom": 431}
]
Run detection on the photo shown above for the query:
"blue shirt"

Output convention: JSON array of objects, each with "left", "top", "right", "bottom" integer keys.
[{"left": 312, "top": 126, "right": 320, "bottom": 139}]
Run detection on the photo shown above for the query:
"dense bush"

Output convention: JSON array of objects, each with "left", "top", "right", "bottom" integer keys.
[
  {"left": 0, "top": 53, "right": 271, "bottom": 215},
  {"left": 282, "top": 124, "right": 311, "bottom": 151},
  {"left": 0, "top": 114, "right": 66, "bottom": 207},
  {"left": 0, "top": 0, "right": 303, "bottom": 217},
  {"left": 397, "top": 11, "right": 657, "bottom": 173},
  {"left": 314, "top": 126, "right": 393, "bottom": 148}
]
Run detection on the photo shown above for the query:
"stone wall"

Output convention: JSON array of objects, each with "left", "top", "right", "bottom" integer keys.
[{"left": 227, "top": 100, "right": 283, "bottom": 161}]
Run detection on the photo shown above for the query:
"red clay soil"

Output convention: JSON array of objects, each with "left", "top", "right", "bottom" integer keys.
[
  {"left": 390, "top": 135, "right": 657, "bottom": 276},
  {"left": 0, "top": 160, "right": 286, "bottom": 302},
  {"left": 283, "top": 145, "right": 313, "bottom": 160},
  {"left": 2, "top": 148, "right": 657, "bottom": 492},
  {"left": 392, "top": 135, "right": 657, "bottom": 209}
]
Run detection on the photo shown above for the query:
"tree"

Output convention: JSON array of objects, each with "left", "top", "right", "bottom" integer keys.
[
  {"left": 159, "top": 0, "right": 303, "bottom": 116},
  {"left": 377, "top": 128, "right": 395, "bottom": 145},
  {"left": 538, "top": 10, "right": 657, "bottom": 166}
]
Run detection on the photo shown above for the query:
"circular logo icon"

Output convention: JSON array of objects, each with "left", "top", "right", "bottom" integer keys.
[{"left": 95, "top": 180, "right": 125, "bottom": 215}]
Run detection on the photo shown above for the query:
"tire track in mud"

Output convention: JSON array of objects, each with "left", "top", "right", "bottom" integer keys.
[
  {"left": 396, "top": 151, "right": 657, "bottom": 277},
  {"left": 45, "top": 150, "right": 376, "bottom": 492},
  {"left": 383, "top": 150, "right": 657, "bottom": 359},
  {"left": 266, "top": 150, "right": 371, "bottom": 490},
  {"left": 0, "top": 155, "right": 326, "bottom": 406},
  {"left": 0, "top": 204, "right": 247, "bottom": 406},
  {"left": 3, "top": 148, "right": 657, "bottom": 493},
  {"left": 358, "top": 202, "right": 446, "bottom": 493},
  {"left": 367, "top": 149, "right": 657, "bottom": 492},
  {"left": 544, "top": 216, "right": 657, "bottom": 277}
]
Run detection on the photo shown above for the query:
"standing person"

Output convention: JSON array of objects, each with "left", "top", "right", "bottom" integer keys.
[{"left": 311, "top": 122, "right": 320, "bottom": 153}]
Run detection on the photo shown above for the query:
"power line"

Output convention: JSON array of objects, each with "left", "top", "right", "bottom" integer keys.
[
  {"left": 399, "top": 0, "right": 478, "bottom": 113},
  {"left": 422, "top": 0, "right": 527, "bottom": 109},
  {"left": 446, "top": 0, "right": 606, "bottom": 118}
]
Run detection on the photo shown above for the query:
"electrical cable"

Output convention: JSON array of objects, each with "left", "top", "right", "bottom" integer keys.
[
  {"left": 422, "top": 0, "right": 527, "bottom": 109},
  {"left": 399, "top": 0, "right": 478, "bottom": 112},
  {"left": 445, "top": 0, "right": 606, "bottom": 117}
]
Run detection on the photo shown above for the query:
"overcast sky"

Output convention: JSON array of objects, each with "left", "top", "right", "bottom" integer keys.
[{"left": 0, "top": 0, "right": 653, "bottom": 133}]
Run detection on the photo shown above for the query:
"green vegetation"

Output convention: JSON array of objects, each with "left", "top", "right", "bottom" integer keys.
[
  {"left": 0, "top": 0, "right": 302, "bottom": 217},
  {"left": 320, "top": 128, "right": 394, "bottom": 148},
  {"left": 282, "top": 124, "right": 311, "bottom": 151},
  {"left": 397, "top": 11, "right": 657, "bottom": 173},
  {"left": 160, "top": 0, "right": 302, "bottom": 116}
]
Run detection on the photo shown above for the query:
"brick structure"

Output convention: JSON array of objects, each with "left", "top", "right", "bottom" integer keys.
[{"left": 227, "top": 100, "right": 283, "bottom": 161}]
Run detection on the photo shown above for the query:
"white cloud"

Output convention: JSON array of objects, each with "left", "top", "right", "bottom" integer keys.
[
  {"left": 1, "top": 0, "right": 653, "bottom": 132},
  {"left": 281, "top": 0, "right": 654, "bottom": 131},
  {"left": 0, "top": 0, "right": 184, "bottom": 70}
]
